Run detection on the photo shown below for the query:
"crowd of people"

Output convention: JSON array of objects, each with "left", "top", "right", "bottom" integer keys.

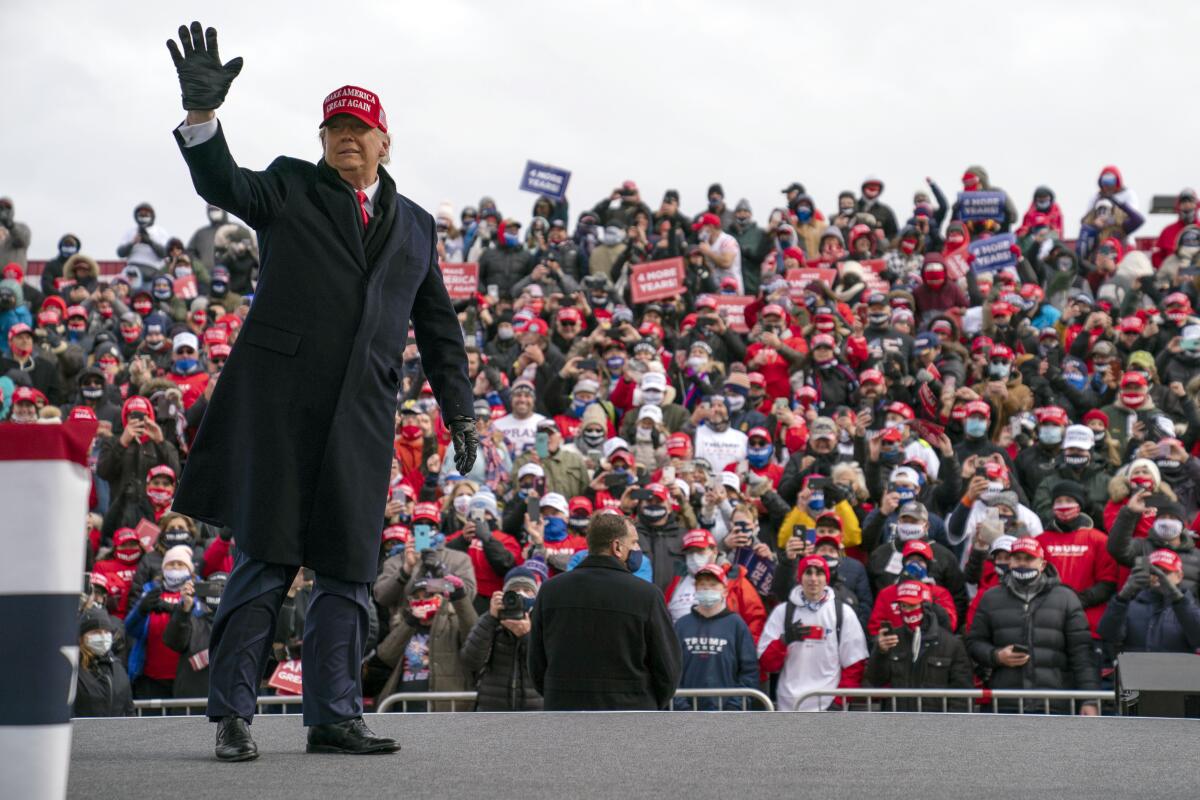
[{"left": 3, "top": 164, "right": 1200, "bottom": 716}]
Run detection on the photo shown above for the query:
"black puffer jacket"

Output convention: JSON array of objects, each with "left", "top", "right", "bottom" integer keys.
[
  {"left": 1107, "top": 506, "right": 1200, "bottom": 597},
  {"left": 459, "top": 613, "right": 542, "bottom": 711},
  {"left": 965, "top": 564, "right": 1098, "bottom": 693},
  {"left": 865, "top": 611, "right": 974, "bottom": 711},
  {"left": 74, "top": 654, "right": 135, "bottom": 717}
]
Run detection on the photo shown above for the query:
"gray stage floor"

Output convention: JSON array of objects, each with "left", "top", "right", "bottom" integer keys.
[{"left": 70, "top": 712, "right": 1198, "bottom": 799}]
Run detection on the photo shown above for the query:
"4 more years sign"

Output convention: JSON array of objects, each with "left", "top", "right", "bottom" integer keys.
[{"left": 630, "top": 258, "right": 685, "bottom": 303}]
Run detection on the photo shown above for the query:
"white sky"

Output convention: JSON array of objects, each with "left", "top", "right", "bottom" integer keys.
[{"left": 4, "top": 0, "right": 1197, "bottom": 259}]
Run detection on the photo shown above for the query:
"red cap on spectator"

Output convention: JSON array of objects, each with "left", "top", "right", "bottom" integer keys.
[
  {"left": 321, "top": 85, "right": 388, "bottom": 132},
  {"left": 147, "top": 464, "right": 176, "bottom": 483},
  {"left": 413, "top": 502, "right": 441, "bottom": 522},
  {"left": 1119, "top": 316, "right": 1144, "bottom": 334},
  {"left": 7, "top": 322, "right": 32, "bottom": 341},
  {"left": 1010, "top": 537, "right": 1044, "bottom": 559},
  {"left": 568, "top": 496, "right": 594, "bottom": 516},
  {"left": 747, "top": 426, "right": 771, "bottom": 441},
  {"left": 971, "top": 336, "right": 994, "bottom": 354},
  {"left": 691, "top": 212, "right": 722, "bottom": 231},
  {"left": 209, "top": 343, "right": 232, "bottom": 359},
  {"left": 682, "top": 529, "right": 716, "bottom": 550},
  {"left": 204, "top": 327, "right": 229, "bottom": 346},
  {"left": 814, "top": 512, "right": 843, "bottom": 532},
  {"left": 66, "top": 305, "right": 88, "bottom": 319},
  {"left": 666, "top": 432, "right": 693, "bottom": 458},
  {"left": 762, "top": 303, "right": 786, "bottom": 318},
  {"left": 695, "top": 295, "right": 718, "bottom": 311},
  {"left": 782, "top": 246, "right": 806, "bottom": 264},
  {"left": 1035, "top": 406, "right": 1068, "bottom": 426},
  {"left": 1149, "top": 548, "right": 1184, "bottom": 573},
  {"left": 896, "top": 580, "right": 925, "bottom": 606},
  {"left": 114, "top": 528, "right": 140, "bottom": 549},
  {"left": 859, "top": 368, "right": 884, "bottom": 385},
  {"left": 557, "top": 307, "right": 583, "bottom": 324},
  {"left": 36, "top": 310, "right": 58, "bottom": 327},
  {"left": 90, "top": 572, "right": 109, "bottom": 591},
  {"left": 518, "top": 317, "right": 549, "bottom": 337},
  {"left": 886, "top": 401, "right": 915, "bottom": 420},
  {"left": 1120, "top": 371, "right": 1148, "bottom": 389},
  {"left": 68, "top": 406, "right": 97, "bottom": 422},
  {"left": 811, "top": 333, "right": 835, "bottom": 349},
  {"left": 1100, "top": 237, "right": 1123, "bottom": 259},
  {"left": 797, "top": 554, "right": 830, "bottom": 582},
  {"left": 1083, "top": 409, "right": 1109, "bottom": 427},
  {"left": 747, "top": 371, "right": 766, "bottom": 387},
  {"left": 694, "top": 563, "right": 727, "bottom": 586},
  {"left": 647, "top": 483, "right": 671, "bottom": 502},
  {"left": 990, "top": 344, "right": 1014, "bottom": 361},
  {"left": 382, "top": 525, "right": 409, "bottom": 543},
  {"left": 902, "top": 540, "right": 935, "bottom": 562}
]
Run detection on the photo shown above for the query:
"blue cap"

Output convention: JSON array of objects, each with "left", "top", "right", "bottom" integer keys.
[{"left": 914, "top": 331, "right": 940, "bottom": 351}]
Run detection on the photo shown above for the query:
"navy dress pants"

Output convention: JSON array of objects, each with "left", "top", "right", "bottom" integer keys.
[{"left": 206, "top": 551, "right": 370, "bottom": 726}]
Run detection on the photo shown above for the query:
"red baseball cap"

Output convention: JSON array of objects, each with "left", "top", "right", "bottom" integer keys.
[
  {"left": 747, "top": 426, "right": 771, "bottom": 441},
  {"left": 896, "top": 580, "right": 925, "bottom": 606},
  {"left": 814, "top": 512, "right": 843, "bottom": 532},
  {"left": 203, "top": 327, "right": 229, "bottom": 346},
  {"left": 747, "top": 371, "right": 766, "bottom": 387},
  {"left": 413, "top": 502, "right": 441, "bottom": 522},
  {"left": 666, "top": 432, "right": 693, "bottom": 458},
  {"left": 695, "top": 295, "right": 718, "bottom": 311},
  {"left": 209, "top": 343, "right": 232, "bottom": 359},
  {"left": 568, "top": 496, "right": 594, "bottom": 516},
  {"left": 1035, "top": 406, "right": 1069, "bottom": 426},
  {"left": 89, "top": 572, "right": 109, "bottom": 591},
  {"left": 113, "top": 528, "right": 140, "bottom": 549},
  {"left": 965, "top": 400, "right": 991, "bottom": 418},
  {"left": 782, "top": 246, "right": 806, "bottom": 263},
  {"left": 694, "top": 563, "right": 727, "bottom": 586},
  {"left": 691, "top": 212, "right": 722, "bottom": 231},
  {"left": 557, "top": 307, "right": 583, "bottom": 324},
  {"left": 1149, "top": 548, "right": 1184, "bottom": 573},
  {"left": 37, "top": 310, "right": 59, "bottom": 327},
  {"left": 762, "top": 303, "right": 786, "bottom": 318},
  {"left": 811, "top": 333, "right": 835, "bottom": 349},
  {"left": 1010, "top": 537, "right": 1044, "bottom": 559},
  {"left": 682, "top": 529, "right": 717, "bottom": 550},
  {"left": 1119, "top": 316, "right": 1145, "bottom": 334},
  {"left": 382, "top": 524, "right": 410, "bottom": 543},
  {"left": 647, "top": 483, "right": 671, "bottom": 503},
  {"left": 990, "top": 343, "right": 1014, "bottom": 361},
  {"left": 1120, "top": 371, "right": 1148, "bottom": 389},
  {"left": 321, "top": 85, "right": 388, "bottom": 132},
  {"left": 797, "top": 554, "right": 830, "bottom": 582},
  {"left": 902, "top": 540, "right": 934, "bottom": 562},
  {"left": 886, "top": 401, "right": 915, "bottom": 420},
  {"left": 971, "top": 336, "right": 994, "bottom": 354},
  {"left": 7, "top": 322, "right": 32, "bottom": 341},
  {"left": 67, "top": 405, "right": 97, "bottom": 423},
  {"left": 639, "top": 321, "right": 664, "bottom": 340},
  {"left": 147, "top": 464, "right": 176, "bottom": 483},
  {"left": 859, "top": 368, "right": 884, "bottom": 385},
  {"left": 518, "top": 317, "right": 549, "bottom": 337}
]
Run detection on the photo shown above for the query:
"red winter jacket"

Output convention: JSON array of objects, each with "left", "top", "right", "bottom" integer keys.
[
  {"left": 664, "top": 564, "right": 767, "bottom": 643},
  {"left": 868, "top": 582, "right": 958, "bottom": 635},
  {"left": 92, "top": 557, "right": 138, "bottom": 618},
  {"left": 202, "top": 537, "right": 234, "bottom": 577},
  {"left": 1038, "top": 527, "right": 1118, "bottom": 636}
]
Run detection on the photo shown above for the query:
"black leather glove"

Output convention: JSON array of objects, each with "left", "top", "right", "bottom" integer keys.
[
  {"left": 783, "top": 622, "right": 812, "bottom": 645},
  {"left": 166, "top": 21, "right": 243, "bottom": 111},
  {"left": 449, "top": 416, "right": 478, "bottom": 474},
  {"left": 1150, "top": 565, "right": 1185, "bottom": 603},
  {"left": 139, "top": 585, "right": 164, "bottom": 612},
  {"left": 1118, "top": 566, "right": 1151, "bottom": 601}
]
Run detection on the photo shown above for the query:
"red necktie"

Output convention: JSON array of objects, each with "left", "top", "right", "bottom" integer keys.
[{"left": 355, "top": 190, "right": 369, "bottom": 229}]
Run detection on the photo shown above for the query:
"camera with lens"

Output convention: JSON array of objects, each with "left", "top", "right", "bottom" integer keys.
[{"left": 500, "top": 590, "right": 530, "bottom": 620}]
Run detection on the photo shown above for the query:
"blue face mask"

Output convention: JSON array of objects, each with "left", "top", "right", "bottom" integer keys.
[
  {"left": 893, "top": 485, "right": 917, "bottom": 504},
  {"left": 881, "top": 449, "right": 903, "bottom": 465},
  {"left": 606, "top": 356, "right": 625, "bottom": 372},
  {"left": 153, "top": 287, "right": 172, "bottom": 301},
  {"left": 1064, "top": 372, "right": 1087, "bottom": 390},
  {"left": 387, "top": 542, "right": 405, "bottom": 558},
  {"left": 174, "top": 358, "right": 198, "bottom": 372},
  {"left": 543, "top": 516, "right": 568, "bottom": 543},
  {"left": 796, "top": 207, "right": 813, "bottom": 222},
  {"left": 747, "top": 444, "right": 773, "bottom": 468},
  {"left": 903, "top": 561, "right": 928, "bottom": 580},
  {"left": 964, "top": 417, "right": 988, "bottom": 438},
  {"left": 808, "top": 491, "right": 825, "bottom": 512},
  {"left": 625, "top": 549, "right": 644, "bottom": 573},
  {"left": 570, "top": 397, "right": 593, "bottom": 418},
  {"left": 504, "top": 233, "right": 521, "bottom": 248}
]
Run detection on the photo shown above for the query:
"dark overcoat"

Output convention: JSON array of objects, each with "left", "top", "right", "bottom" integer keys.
[{"left": 171, "top": 123, "right": 473, "bottom": 583}]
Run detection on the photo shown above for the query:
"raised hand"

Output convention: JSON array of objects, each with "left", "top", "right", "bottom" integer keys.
[
  {"left": 449, "top": 416, "right": 478, "bottom": 473},
  {"left": 166, "top": 21, "right": 243, "bottom": 110}
]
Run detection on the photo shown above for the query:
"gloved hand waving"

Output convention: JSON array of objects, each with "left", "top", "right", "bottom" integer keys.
[
  {"left": 166, "top": 21, "right": 243, "bottom": 110},
  {"left": 449, "top": 416, "right": 479, "bottom": 474}
]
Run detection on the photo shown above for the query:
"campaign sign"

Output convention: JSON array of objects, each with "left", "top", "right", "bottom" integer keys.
[
  {"left": 440, "top": 262, "right": 479, "bottom": 299},
  {"left": 785, "top": 267, "right": 837, "bottom": 298},
  {"left": 967, "top": 233, "right": 1017, "bottom": 273},
  {"left": 519, "top": 160, "right": 571, "bottom": 200},
  {"left": 732, "top": 547, "right": 775, "bottom": 596},
  {"left": 957, "top": 191, "right": 1006, "bottom": 222},
  {"left": 173, "top": 275, "right": 198, "bottom": 301},
  {"left": 134, "top": 518, "right": 160, "bottom": 551},
  {"left": 630, "top": 258, "right": 685, "bottom": 303},
  {"left": 268, "top": 659, "right": 303, "bottom": 695},
  {"left": 712, "top": 295, "right": 754, "bottom": 333}
]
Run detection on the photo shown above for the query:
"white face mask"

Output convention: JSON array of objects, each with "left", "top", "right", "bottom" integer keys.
[
  {"left": 84, "top": 631, "right": 113, "bottom": 656},
  {"left": 896, "top": 522, "right": 925, "bottom": 542},
  {"left": 686, "top": 356, "right": 707, "bottom": 371},
  {"left": 686, "top": 551, "right": 712, "bottom": 575},
  {"left": 453, "top": 494, "right": 472, "bottom": 516},
  {"left": 641, "top": 389, "right": 663, "bottom": 406},
  {"left": 1153, "top": 519, "right": 1184, "bottom": 541}
]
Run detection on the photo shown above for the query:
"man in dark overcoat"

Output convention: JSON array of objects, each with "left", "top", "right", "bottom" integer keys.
[{"left": 165, "top": 22, "right": 478, "bottom": 760}]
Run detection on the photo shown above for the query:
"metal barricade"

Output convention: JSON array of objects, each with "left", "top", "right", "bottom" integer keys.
[
  {"left": 374, "top": 688, "right": 775, "bottom": 712},
  {"left": 128, "top": 696, "right": 301, "bottom": 717},
  {"left": 375, "top": 692, "right": 479, "bottom": 712},
  {"left": 671, "top": 688, "right": 776, "bottom": 711},
  {"left": 792, "top": 688, "right": 1115, "bottom": 714}
]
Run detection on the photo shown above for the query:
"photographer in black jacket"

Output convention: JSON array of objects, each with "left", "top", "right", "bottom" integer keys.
[{"left": 460, "top": 568, "right": 543, "bottom": 711}]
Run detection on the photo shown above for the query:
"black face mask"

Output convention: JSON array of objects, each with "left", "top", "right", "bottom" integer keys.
[
  {"left": 639, "top": 505, "right": 668, "bottom": 525},
  {"left": 81, "top": 386, "right": 103, "bottom": 401},
  {"left": 161, "top": 529, "right": 193, "bottom": 548}
]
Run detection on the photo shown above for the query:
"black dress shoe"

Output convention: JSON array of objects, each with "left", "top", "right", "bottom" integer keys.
[
  {"left": 306, "top": 717, "right": 400, "bottom": 755},
  {"left": 215, "top": 716, "right": 259, "bottom": 762}
]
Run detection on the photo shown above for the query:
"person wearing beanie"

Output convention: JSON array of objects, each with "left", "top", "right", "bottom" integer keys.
[
  {"left": 1107, "top": 490, "right": 1200, "bottom": 599},
  {"left": 757, "top": 554, "right": 868, "bottom": 711},
  {"left": 458, "top": 567, "right": 544, "bottom": 711},
  {"left": 1102, "top": 457, "right": 1174, "bottom": 537},
  {"left": 446, "top": 490, "right": 523, "bottom": 614},
  {"left": 1037, "top": 480, "right": 1119, "bottom": 638},
  {"left": 123, "top": 543, "right": 197, "bottom": 702},
  {"left": 75, "top": 608, "right": 135, "bottom": 717}
]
